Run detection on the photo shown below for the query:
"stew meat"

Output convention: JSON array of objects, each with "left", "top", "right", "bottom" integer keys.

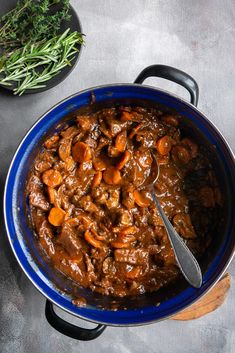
[{"left": 26, "top": 106, "right": 222, "bottom": 298}]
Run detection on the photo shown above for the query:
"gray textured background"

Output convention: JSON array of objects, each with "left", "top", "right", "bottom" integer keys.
[{"left": 0, "top": 1, "right": 235, "bottom": 352}]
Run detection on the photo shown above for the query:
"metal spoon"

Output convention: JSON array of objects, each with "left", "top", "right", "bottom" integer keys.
[{"left": 139, "top": 152, "right": 202, "bottom": 288}]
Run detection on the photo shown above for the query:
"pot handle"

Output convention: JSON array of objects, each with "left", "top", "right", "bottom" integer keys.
[
  {"left": 45, "top": 300, "right": 106, "bottom": 340},
  {"left": 134, "top": 65, "right": 199, "bottom": 106}
]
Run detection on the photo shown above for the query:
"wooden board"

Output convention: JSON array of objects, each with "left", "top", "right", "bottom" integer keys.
[{"left": 171, "top": 273, "right": 231, "bottom": 321}]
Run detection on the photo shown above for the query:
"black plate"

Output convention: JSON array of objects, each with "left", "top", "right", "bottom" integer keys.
[{"left": 0, "top": 5, "right": 83, "bottom": 95}]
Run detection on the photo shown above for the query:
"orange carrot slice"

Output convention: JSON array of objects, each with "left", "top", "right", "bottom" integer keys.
[
  {"left": 42, "top": 169, "right": 62, "bottom": 187},
  {"left": 72, "top": 142, "right": 92, "bottom": 163},
  {"left": 156, "top": 135, "right": 172, "bottom": 155},
  {"left": 84, "top": 230, "right": 103, "bottom": 248},
  {"left": 48, "top": 207, "right": 66, "bottom": 226},
  {"left": 65, "top": 156, "right": 76, "bottom": 172},
  {"left": 93, "top": 156, "right": 107, "bottom": 171},
  {"left": 133, "top": 190, "right": 151, "bottom": 207},
  {"left": 111, "top": 241, "right": 132, "bottom": 249},
  {"left": 120, "top": 226, "right": 137, "bottom": 235},
  {"left": 90, "top": 228, "right": 106, "bottom": 241},
  {"left": 47, "top": 187, "right": 57, "bottom": 204},
  {"left": 116, "top": 151, "right": 131, "bottom": 170},
  {"left": 171, "top": 145, "right": 191, "bottom": 164},
  {"left": 103, "top": 167, "right": 122, "bottom": 185},
  {"left": 115, "top": 130, "right": 127, "bottom": 152},
  {"left": 92, "top": 171, "right": 102, "bottom": 187}
]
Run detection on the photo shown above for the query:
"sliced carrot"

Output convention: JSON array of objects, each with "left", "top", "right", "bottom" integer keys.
[
  {"left": 103, "top": 167, "right": 122, "bottom": 185},
  {"left": 47, "top": 187, "right": 57, "bottom": 204},
  {"left": 93, "top": 156, "right": 107, "bottom": 171},
  {"left": 171, "top": 145, "right": 191, "bottom": 165},
  {"left": 92, "top": 171, "right": 102, "bottom": 187},
  {"left": 129, "top": 123, "right": 143, "bottom": 139},
  {"left": 77, "top": 214, "right": 93, "bottom": 228},
  {"left": 181, "top": 138, "right": 198, "bottom": 158},
  {"left": 90, "top": 228, "right": 106, "bottom": 241},
  {"left": 120, "top": 226, "right": 138, "bottom": 235},
  {"left": 116, "top": 151, "right": 131, "bottom": 170},
  {"left": 59, "top": 138, "right": 72, "bottom": 161},
  {"left": 118, "top": 233, "right": 136, "bottom": 243},
  {"left": 48, "top": 207, "right": 66, "bottom": 226},
  {"left": 115, "top": 130, "right": 127, "bottom": 152},
  {"left": 42, "top": 169, "right": 62, "bottom": 187},
  {"left": 65, "top": 156, "right": 76, "bottom": 172},
  {"left": 111, "top": 241, "right": 132, "bottom": 249},
  {"left": 133, "top": 190, "right": 151, "bottom": 207},
  {"left": 162, "top": 115, "right": 179, "bottom": 127},
  {"left": 72, "top": 142, "right": 92, "bottom": 163},
  {"left": 84, "top": 230, "right": 103, "bottom": 248},
  {"left": 156, "top": 135, "right": 172, "bottom": 155},
  {"left": 121, "top": 111, "right": 133, "bottom": 122},
  {"left": 44, "top": 134, "right": 59, "bottom": 149}
]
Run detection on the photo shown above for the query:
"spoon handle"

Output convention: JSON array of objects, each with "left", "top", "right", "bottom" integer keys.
[{"left": 151, "top": 191, "right": 202, "bottom": 288}]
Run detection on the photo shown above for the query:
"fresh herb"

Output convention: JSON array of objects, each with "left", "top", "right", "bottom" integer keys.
[
  {"left": 0, "top": 0, "right": 84, "bottom": 95},
  {"left": 0, "top": 0, "right": 71, "bottom": 50},
  {"left": 0, "top": 29, "right": 83, "bottom": 95}
]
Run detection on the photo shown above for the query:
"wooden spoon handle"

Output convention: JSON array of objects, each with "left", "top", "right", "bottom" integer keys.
[{"left": 171, "top": 273, "right": 231, "bottom": 321}]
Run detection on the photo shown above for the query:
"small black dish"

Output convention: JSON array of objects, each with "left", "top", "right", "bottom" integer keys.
[{"left": 0, "top": 5, "right": 83, "bottom": 95}]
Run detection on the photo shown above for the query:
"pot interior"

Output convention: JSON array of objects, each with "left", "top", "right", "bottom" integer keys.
[{"left": 6, "top": 85, "right": 235, "bottom": 325}]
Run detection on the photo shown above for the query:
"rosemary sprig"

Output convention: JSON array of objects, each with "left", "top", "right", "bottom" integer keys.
[{"left": 0, "top": 29, "right": 83, "bottom": 95}]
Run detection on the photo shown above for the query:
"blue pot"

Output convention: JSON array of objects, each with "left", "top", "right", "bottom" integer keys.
[{"left": 4, "top": 65, "right": 235, "bottom": 340}]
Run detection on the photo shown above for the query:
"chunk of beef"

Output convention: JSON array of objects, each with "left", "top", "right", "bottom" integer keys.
[
  {"left": 92, "top": 185, "right": 108, "bottom": 204},
  {"left": 118, "top": 209, "right": 133, "bottom": 226},
  {"left": 79, "top": 195, "right": 104, "bottom": 216},
  {"left": 108, "top": 120, "right": 125, "bottom": 137},
  {"left": 106, "top": 188, "right": 120, "bottom": 209},
  {"left": 38, "top": 220, "right": 54, "bottom": 239},
  {"left": 29, "top": 192, "right": 50, "bottom": 211},
  {"left": 57, "top": 224, "right": 88, "bottom": 257},
  {"left": 77, "top": 115, "right": 97, "bottom": 132},
  {"left": 84, "top": 253, "right": 97, "bottom": 281},
  {"left": 122, "top": 185, "right": 135, "bottom": 209},
  {"left": 28, "top": 175, "right": 50, "bottom": 211},
  {"left": 114, "top": 249, "right": 149, "bottom": 265}
]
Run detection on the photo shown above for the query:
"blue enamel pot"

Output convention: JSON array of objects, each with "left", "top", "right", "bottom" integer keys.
[{"left": 4, "top": 65, "right": 235, "bottom": 340}]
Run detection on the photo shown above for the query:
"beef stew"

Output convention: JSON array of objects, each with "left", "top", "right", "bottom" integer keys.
[{"left": 26, "top": 106, "right": 222, "bottom": 298}]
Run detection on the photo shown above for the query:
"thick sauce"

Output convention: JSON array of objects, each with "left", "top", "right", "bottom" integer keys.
[{"left": 26, "top": 106, "right": 222, "bottom": 298}]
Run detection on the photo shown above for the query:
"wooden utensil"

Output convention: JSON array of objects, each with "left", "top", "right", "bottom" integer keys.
[{"left": 171, "top": 273, "right": 231, "bottom": 320}]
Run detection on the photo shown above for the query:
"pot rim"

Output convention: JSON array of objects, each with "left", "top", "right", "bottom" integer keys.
[{"left": 4, "top": 83, "right": 235, "bottom": 326}]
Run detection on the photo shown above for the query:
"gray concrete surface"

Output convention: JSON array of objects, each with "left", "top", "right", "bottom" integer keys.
[{"left": 0, "top": 0, "right": 235, "bottom": 352}]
